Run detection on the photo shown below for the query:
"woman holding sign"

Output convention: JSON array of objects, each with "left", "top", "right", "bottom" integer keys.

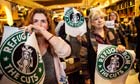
[
  {"left": 78, "top": 8, "right": 126, "bottom": 84},
  {"left": 24, "top": 8, "right": 71, "bottom": 84},
  {"left": 108, "top": 11, "right": 126, "bottom": 48}
]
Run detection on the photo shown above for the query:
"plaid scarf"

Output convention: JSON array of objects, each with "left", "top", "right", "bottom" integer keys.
[{"left": 90, "top": 28, "right": 113, "bottom": 52}]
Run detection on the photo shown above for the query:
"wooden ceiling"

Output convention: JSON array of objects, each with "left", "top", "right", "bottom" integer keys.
[
  {"left": 5, "top": 0, "right": 120, "bottom": 13},
  {"left": 34, "top": 0, "right": 83, "bottom": 7},
  {"left": 6, "top": 0, "right": 87, "bottom": 9},
  {"left": 6, "top": 0, "right": 89, "bottom": 13}
]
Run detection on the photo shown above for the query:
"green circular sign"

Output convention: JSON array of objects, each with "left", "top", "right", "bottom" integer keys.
[
  {"left": 97, "top": 46, "right": 132, "bottom": 79},
  {"left": 0, "top": 31, "right": 44, "bottom": 84},
  {"left": 64, "top": 8, "right": 84, "bottom": 27}
]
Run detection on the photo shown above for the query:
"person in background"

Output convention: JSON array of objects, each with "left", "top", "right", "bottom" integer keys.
[
  {"left": 134, "top": 6, "right": 140, "bottom": 82},
  {"left": 56, "top": 9, "right": 88, "bottom": 84},
  {"left": 78, "top": 8, "right": 126, "bottom": 84},
  {"left": 127, "top": 17, "right": 137, "bottom": 50},
  {"left": 53, "top": 17, "right": 59, "bottom": 27},
  {"left": 55, "top": 16, "right": 64, "bottom": 36},
  {"left": 0, "top": 22, "right": 4, "bottom": 43},
  {"left": 121, "top": 17, "right": 132, "bottom": 48},
  {"left": 108, "top": 11, "right": 127, "bottom": 47},
  {"left": 24, "top": 8, "right": 71, "bottom": 84}
]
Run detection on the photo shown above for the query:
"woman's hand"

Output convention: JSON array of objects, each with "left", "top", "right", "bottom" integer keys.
[
  {"left": 24, "top": 24, "right": 46, "bottom": 34},
  {"left": 24, "top": 24, "right": 35, "bottom": 34},
  {"left": 115, "top": 23, "right": 119, "bottom": 28},
  {"left": 76, "top": 35, "right": 87, "bottom": 43},
  {"left": 116, "top": 45, "right": 126, "bottom": 53},
  {"left": 76, "top": 35, "right": 82, "bottom": 42}
]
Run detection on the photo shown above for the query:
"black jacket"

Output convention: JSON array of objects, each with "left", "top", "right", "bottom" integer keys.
[{"left": 134, "top": 15, "right": 140, "bottom": 59}]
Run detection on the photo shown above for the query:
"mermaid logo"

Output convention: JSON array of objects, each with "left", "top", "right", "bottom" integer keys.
[
  {"left": 96, "top": 46, "right": 132, "bottom": 79},
  {"left": 65, "top": 8, "right": 84, "bottom": 27},
  {"left": 0, "top": 31, "right": 44, "bottom": 84},
  {"left": 17, "top": 45, "right": 34, "bottom": 73}
]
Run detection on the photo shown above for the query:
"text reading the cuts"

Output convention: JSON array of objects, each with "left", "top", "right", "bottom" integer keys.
[
  {"left": 0, "top": 31, "right": 44, "bottom": 84},
  {"left": 4, "top": 63, "right": 39, "bottom": 83},
  {"left": 97, "top": 46, "right": 132, "bottom": 79}
]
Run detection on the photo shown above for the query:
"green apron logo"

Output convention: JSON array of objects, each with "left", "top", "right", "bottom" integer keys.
[
  {"left": 0, "top": 31, "right": 44, "bottom": 84},
  {"left": 97, "top": 46, "right": 132, "bottom": 79},
  {"left": 65, "top": 8, "right": 84, "bottom": 27}
]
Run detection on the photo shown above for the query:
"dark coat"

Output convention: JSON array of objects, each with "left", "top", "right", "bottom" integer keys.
[
  {"left": 84, "top": 27, "right": 120, "bottom": 84},
  {"left": 134, "top": 15, "right": 140, "bottom": 59}
]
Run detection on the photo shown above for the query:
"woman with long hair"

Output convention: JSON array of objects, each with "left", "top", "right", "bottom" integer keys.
[{"left": 24, "top": 8, "right": 71, "bottom": 84}]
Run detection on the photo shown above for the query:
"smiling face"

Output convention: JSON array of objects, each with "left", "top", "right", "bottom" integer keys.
[
  {"left": 88, "top": 9, "right": 106, "bottom": 30},
  {"left": 91, "top": 15, "right": 105, "bottom": 29}
]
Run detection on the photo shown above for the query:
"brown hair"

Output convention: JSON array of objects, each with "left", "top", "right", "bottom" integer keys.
[
  {"left": 25, "top": 8, "right": 55, "bottom": 35},
  {"left": 109, "top": 11, "right": 120, "bottom": 23}
]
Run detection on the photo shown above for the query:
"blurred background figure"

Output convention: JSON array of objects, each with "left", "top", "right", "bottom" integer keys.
[
  {"left": 134, "top": 6, "right": 140, "bottom": 82},
  {"left": 53, "top": 17, "right": 59, "bottom": 27},
  {"left": 108, "top": 11, "right": 127, "bottom": 47}
]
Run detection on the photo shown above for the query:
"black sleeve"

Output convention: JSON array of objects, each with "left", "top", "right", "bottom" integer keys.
[
  {"left": 85, "top": 27, "right": 97, "bottom": 84},
  {"left": 134, "top": 16, "right": 140, "bottom": 31}
]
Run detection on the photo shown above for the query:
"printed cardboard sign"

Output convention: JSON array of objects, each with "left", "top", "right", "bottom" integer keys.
[
  {"left": 0, "top": 26, "right": 45, "bottom": 84},
  {"left": 95, "top": 44, "right": 135, "bottom": 84},
  {"left": 105, "top": 21, "right": 115, "bottom": 28},
  {"left": 64, "top": 7, "right": 87, "bottom": 37}
]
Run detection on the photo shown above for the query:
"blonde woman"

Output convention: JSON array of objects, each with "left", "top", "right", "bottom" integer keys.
[{"left": 79, "top": 8, "right": 125, "bottom": 84}]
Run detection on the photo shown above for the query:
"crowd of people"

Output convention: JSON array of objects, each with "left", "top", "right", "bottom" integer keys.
[{"left": 0, "top": 6, "right": 140, "bottom": 84}]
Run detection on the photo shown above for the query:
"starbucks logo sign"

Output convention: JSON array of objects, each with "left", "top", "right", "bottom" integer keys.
[
  {"left": 65, "top": 8, "right": 84, "bottom": 27},
  {"left": 0, "top": 31, "right": 44, "bottom": 84},
  {"left": 97, "top": 46, "right": 132, "bottom": 79}
]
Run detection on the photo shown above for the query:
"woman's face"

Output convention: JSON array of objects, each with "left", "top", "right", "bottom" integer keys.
[
  {"left": 110, "top": 13, "right": 117, "bottom": 21},
  {"left": 33, "top": 13, "right": 49, "bottom": 30},
  {"left": 91, "top": 16, "right": 105, "bottom": 29}
]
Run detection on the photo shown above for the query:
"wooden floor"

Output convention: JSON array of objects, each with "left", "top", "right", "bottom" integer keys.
[{"left": 126, "top": 69, "right": 140, "bottom": 84}]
